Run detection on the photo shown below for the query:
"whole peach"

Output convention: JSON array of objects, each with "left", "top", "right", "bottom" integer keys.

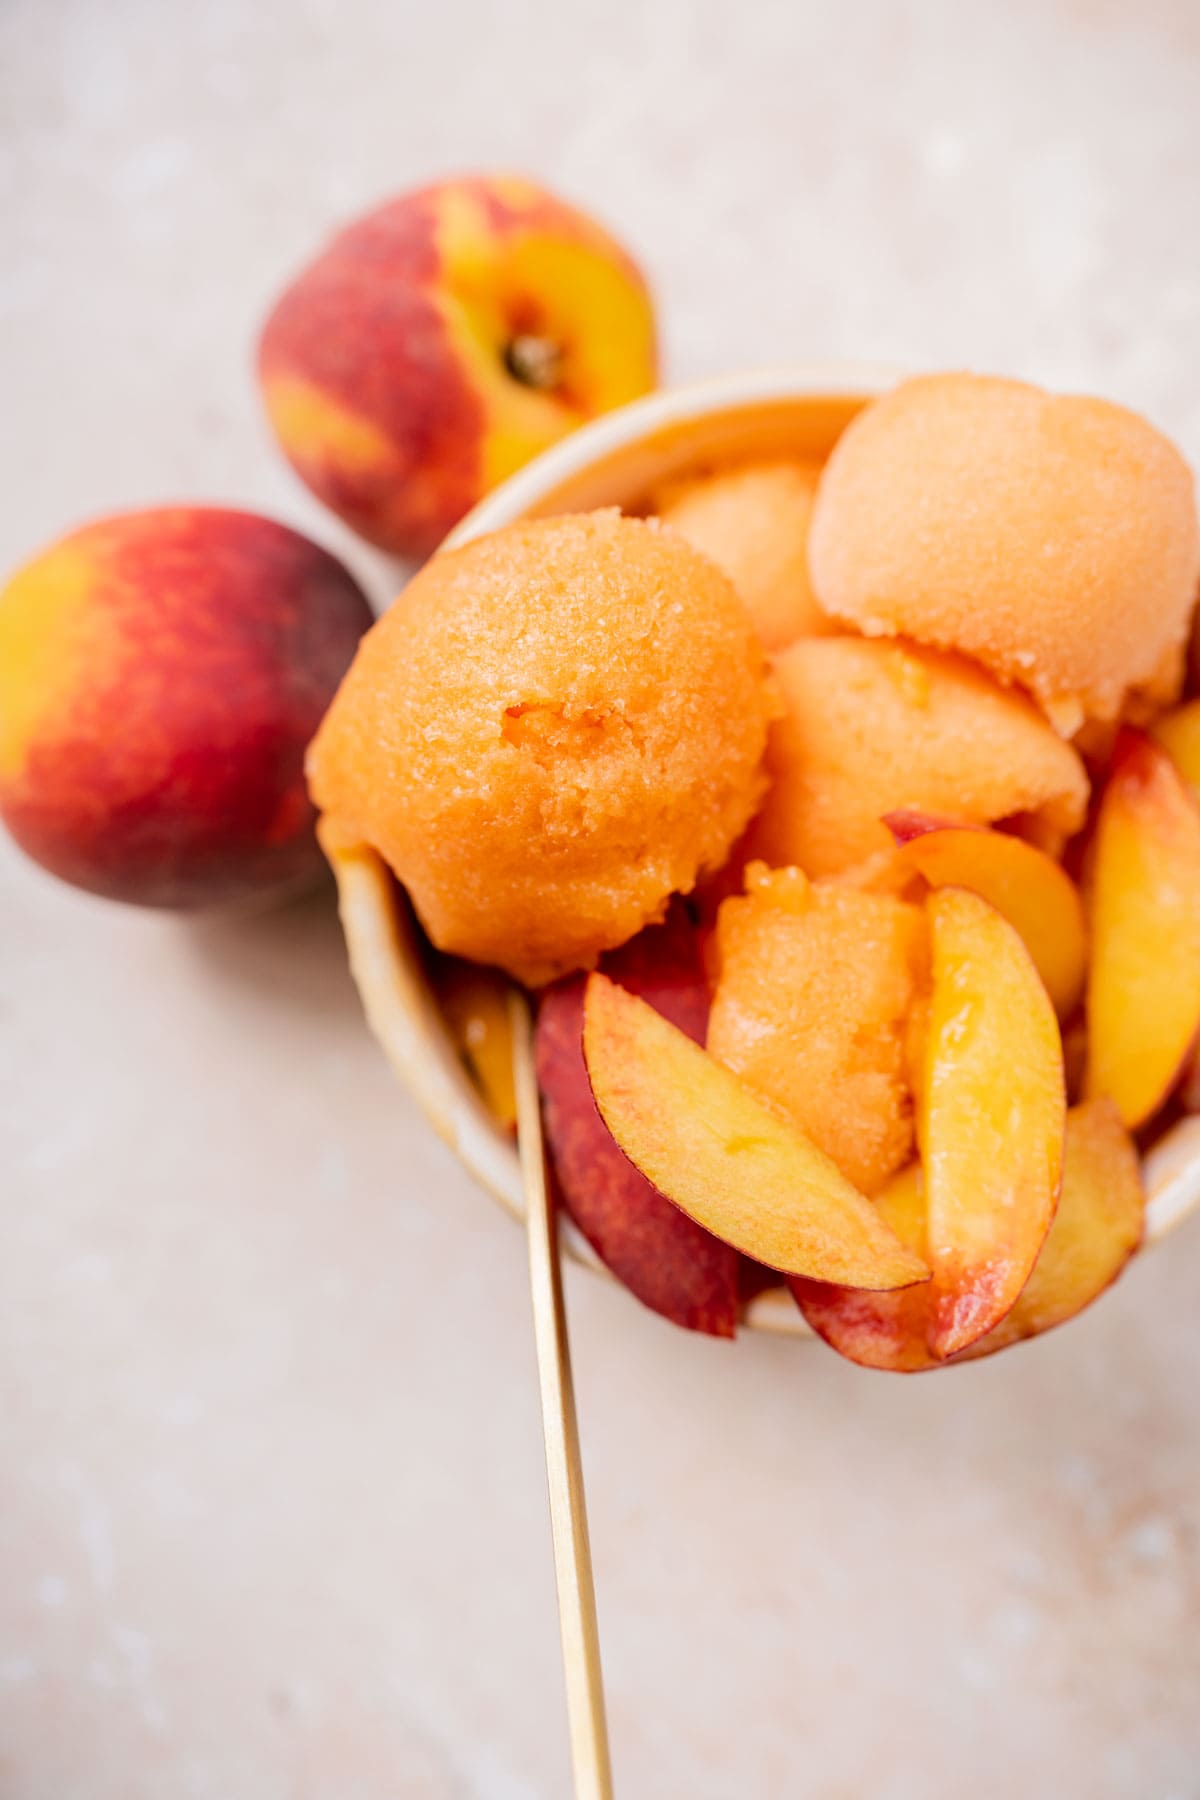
[
  {"left": 0, "top": 507, "right": 373, "bottom": 908},
  {"left": 258, "top": 174, "right": 657, "bottom": 558}
]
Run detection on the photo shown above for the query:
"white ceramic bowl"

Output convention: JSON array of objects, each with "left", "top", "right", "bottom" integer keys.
[{"left": 324, "top": 368, "right": 1200, "bottom": 1337}]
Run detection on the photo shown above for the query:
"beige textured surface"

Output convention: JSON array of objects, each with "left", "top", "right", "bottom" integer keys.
[{"left": 3, "top": 2, "right": 1200, "bottom": 1796}]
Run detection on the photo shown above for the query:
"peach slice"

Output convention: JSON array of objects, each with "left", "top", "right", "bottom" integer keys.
[
  {"left": 958, "top": 1098, "right": 1143, "bottom": 1360},
  {"left": 884, "top": 812, "right": 1087, "bottom": 1019},
  {"left": 1085, "top": 729, "right": 1200, "bottom": 1128},
  {"left": 791, "top": 1099, "right": 1142, "bottom": 1370},
  {"left": 438, "top": 963, "right": 517, "bottom": 1131},
  {"left": 789, "top": 1163, "right": 940, "bottom": 1372},
  {"left": 921, "top": 888, "right": 1065, "bottom": 1357},
  {"left": 536, "top": 906, "right": 743, "bottom": 1339},
  {"left": 1151, "top": 697, "right": 1200, "bottom": 804},
  {"left": 582, "top": 973, "right": 930, "bottom": 1288}
]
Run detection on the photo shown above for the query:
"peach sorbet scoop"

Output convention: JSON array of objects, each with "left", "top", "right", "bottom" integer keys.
[
  {"left": 307, "top": 512, "right": 774, "bottom": 985},
  {"left": 808, "top": 372, "right": 1200, "bottom": 731}
]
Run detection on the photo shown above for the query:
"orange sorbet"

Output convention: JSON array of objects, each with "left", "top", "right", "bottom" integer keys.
[
  {"left": 308, "top": 512, "right": 774, "bottom": 984},
  {"left": 708, "top": 864, "right": 927, "bottom": 1194},
  {"left": 749, "top": 636, "right": 1089, "bottom": 878},
  {"left": 653, "top": 458, "right": 828, "bottom": 650},
  {"left": 808, "top": 373, "right": 1199, "bottom": 731}
]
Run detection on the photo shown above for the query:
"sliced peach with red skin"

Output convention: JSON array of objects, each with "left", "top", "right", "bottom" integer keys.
[
  {"left": 582, "top": 973, "right": 929, "bottom": 1288},
  {"left": 536, "top": 905, "right": 743, "bottom": 1339},
  {"left": 957, "top": 1098, "right": 1143, "bottom": 1360},
  {"left": 790, "top": 1162, "right": 940, "bottom": 1372},
  {"left": 884, "top": 812, "right": 1087, "bottom": 1020},
  {"left": 1084, "top": 728, "right": 1200, "bottom": 1128},
  {"left": 921, "top": 888, "right": 1065, "bottom": 1358},
  {"left": 792, "top": 1099, "right": 1142, "bottom": 1370}
]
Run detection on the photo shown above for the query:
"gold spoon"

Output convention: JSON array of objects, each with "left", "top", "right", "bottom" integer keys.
[{"left": 509, "top": 991, "right": 613, "bottom": 1800}]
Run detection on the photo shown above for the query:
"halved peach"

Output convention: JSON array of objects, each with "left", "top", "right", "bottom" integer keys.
[
  {"left": 1151, "top": 697, "right": 1200, "bottom": 803},
  {"left": 921, "top": 888, "right": 1065, "bottom": 1358},
  {"left": 883, "top": 812, "right": 1087, "bottom": 1019},
  {"left": 582, "top": 973, "right": 929, "bottom": 1288},
  {"left": 792, "top": 1100, "right": 1142, "bottom": 1370},
  {"left": 958, "top": 1097, "right": 1143, "bottom": 1359},
  {"left": 1085, "top": 729, "right": 1200, "bottom": 1128}
]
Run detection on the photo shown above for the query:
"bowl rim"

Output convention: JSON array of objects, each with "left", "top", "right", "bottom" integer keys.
[
  {"left": 442, "top": 361, "right": 906, "bottom": 549},
  {"left": 328, "top": 364, "right": 1200, "bottom": 1341}
]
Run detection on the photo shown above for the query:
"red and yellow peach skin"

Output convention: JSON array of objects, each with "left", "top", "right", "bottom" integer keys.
[
  {"left": 536, "top": 902, "right": 744, "bottom": 1337},
  {"left": 0, "top": 508, "right": 373, "bottom": 907},
  {"left": 259, "top": 175, "right": 657, "bottom": 559}
]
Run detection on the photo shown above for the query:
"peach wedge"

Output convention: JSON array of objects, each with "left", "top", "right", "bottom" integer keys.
[
  {"left": 921, "top": 888, "right": 1065, "bottom": 1358},
  {"left": 582, "top": 974, "right": 929, "bottom": 1288},
  {"left": 537, "top": 907, "right": 743, "bottom": 1339},
  {"left": 1085, "top": 729, "right": 1200, "bottom": 1128},
  {"left": 958, "top": 1098, "right": 1143, "bottom": 1360},
  {"left": 438, "top": 963, "right": 517, "bottom": 1131},
  {"left": 791, "top": 1100, "right": 1142, "bottom": 1370},
  {"left": 884, "top": 812, "right": 1087, "bottom": 1019},
  {"left": 789, "top": 1162, "right": 940, "bottom": 1372}
]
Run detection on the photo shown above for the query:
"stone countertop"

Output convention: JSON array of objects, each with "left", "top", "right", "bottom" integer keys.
[{"left": 2, "top": 2, "right": 1199, "bottom": 1795}]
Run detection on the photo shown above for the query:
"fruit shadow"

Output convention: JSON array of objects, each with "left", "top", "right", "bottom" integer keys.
[
  {"left": 180, "top": 871, "right": 360, "bottom": 1027},
  {"left": 740, "top": 1246, "right": 1196, "bottom": 1500}
]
